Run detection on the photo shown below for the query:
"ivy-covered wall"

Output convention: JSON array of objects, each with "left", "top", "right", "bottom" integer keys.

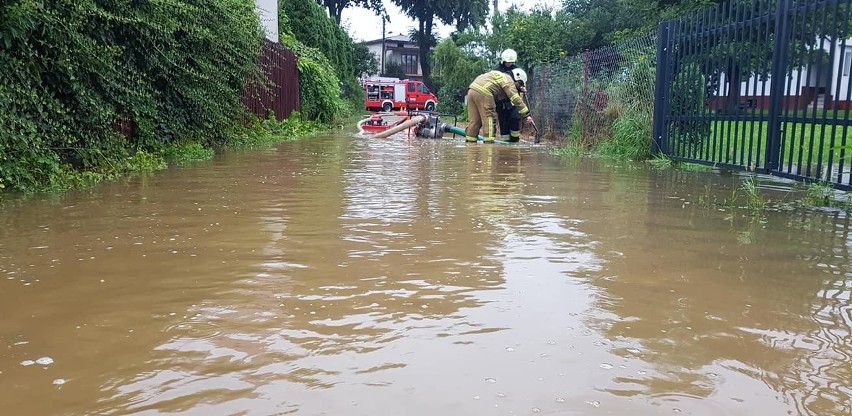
[
  {"left": 0, "top": 0, "right": 263, "bottom": 192},
  {"left": 278, "top": 0, "right": 364, "bottom": 122}
]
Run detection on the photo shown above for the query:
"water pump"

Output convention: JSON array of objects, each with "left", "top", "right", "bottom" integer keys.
[{"left": 412, "top": 112, "right": 444, "bottom": 138}]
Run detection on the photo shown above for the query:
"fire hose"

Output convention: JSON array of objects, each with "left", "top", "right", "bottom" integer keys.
[{"left": 368, "top": 111, "right": 536, "bottom": 143}]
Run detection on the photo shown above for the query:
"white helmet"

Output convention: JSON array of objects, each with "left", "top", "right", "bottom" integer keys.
[
  {"left": 511, "top": 68, "right": 527, "bottom": 85},
  {"left": 501, "top": 48, "right": 517, "bottom": 63}
]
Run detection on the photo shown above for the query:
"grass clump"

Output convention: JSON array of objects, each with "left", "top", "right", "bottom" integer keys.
[{"left": 596, "top": 104, "right": 651, "bottom": 160}]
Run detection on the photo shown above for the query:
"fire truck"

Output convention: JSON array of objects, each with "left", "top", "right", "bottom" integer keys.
[{"left": 363, "top": 78, "right": 438, "bottom": 112}]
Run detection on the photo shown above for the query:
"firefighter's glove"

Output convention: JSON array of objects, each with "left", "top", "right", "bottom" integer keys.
[{"left": 524, "top": 115, "right": 535, "bottom": 126}]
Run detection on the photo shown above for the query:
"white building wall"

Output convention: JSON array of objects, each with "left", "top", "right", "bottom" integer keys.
[
  {"left": 724, "top": 37, "right": 852, "bottom": 100},
  {"left": 255, "top": 0, "right": 278, "bottom": 43},
  {"left": 835, "top": 46, "right": 852, "bottom": 100}
]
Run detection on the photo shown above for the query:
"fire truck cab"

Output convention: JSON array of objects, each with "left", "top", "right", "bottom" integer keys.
[{"left": 364, "top": 78, "right": 438, "bottom": 112}]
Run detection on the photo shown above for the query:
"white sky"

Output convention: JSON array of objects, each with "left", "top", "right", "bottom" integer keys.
[{"left": 342, "top": 0, "right": 561, "bottom": 43}]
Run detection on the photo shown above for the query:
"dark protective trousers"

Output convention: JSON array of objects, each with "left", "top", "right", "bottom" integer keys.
[{"left": 496, "top": 99, "right": 522, "bottom": 142}]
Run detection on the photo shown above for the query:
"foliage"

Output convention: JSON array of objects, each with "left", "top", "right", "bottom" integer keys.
[
  {"left": 317, "top": 0, "right": 384, "bottom": 24},
  {"left": 126, "top": 151, "right": 168, "bottom": 173},
  {"left": 281, "top": 0, "right": 355, "bottom": 81},
  {"left": 648, "top": 153, "right": 674, "bottom": 169},
  {"left": 800, "top": 181, "right": 852, "bottom": 210},
  {"left": 390, "top": 0, "right": 489, "bottom": 88},
  {"left": 669, "top": 62, "right": 710, "bottom": 146},
  {"left": 294, "top": 49, "right": 346, "bottom": 123},
  {"left": 562, "top": 0, "right": 718, "bottom": 51},
  {"left": 605, "top": 47, "right": 656, "bottom": 105},
  {"left": 0, "top": 0, "right": 263, "bottom": 194},
  {"left": 739, "top": 176, "right": 766, "bottom": 212},
  {"left": 552, "top": 142, "right": 585, "bottom": 157},
  {"left": 382, "top": 61, "right": 407, "bottom": 79},
  {"left": 430, "top": 39, "right": 488, "bottom": 115},
  {"left": 596, "top": 104, "right": 652, "bottom": 159},
  {"left": 491, "top": 6, "right": 577, "bottom": 70},
  {"left": 672, "top": 0, "right": 851, "bottom": 113},
  {"left": 226, "top": 112, "right": 327, "bottom": 147},
  {"left": 280, "top": 0, "right": 366, "bottom": 119},
  {"left": 162, "top": 142, "right": 215, "bottom": 164},
  {"left": 803, "top": 181, "right": 835, "bottom": 207},
  {"left": 353, "top": 42, "right": 379, "bottom": 78}
]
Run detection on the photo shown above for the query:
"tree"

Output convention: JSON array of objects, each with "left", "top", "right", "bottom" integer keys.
[
  {"left": 281, "top": 0, "right": 355, "bottom": 80},
  {"left": 670, "top": 0, "right": 851, "bottom": 113},
  {"left": 353, "top": 42, "right": 379, "bottom": 78},
  {"left": 561, "top": 0, "right": 719, "bottom": 50},
  {"left": 390, "top": 0, "right": 489, "bottom": 89},
  {"left": 382, "top": 61, "right": 406, "bottom": 79},
  {"left": 316, "top": 0, "right": 385, "bottom": 25},
  {"left": 431, "top": 38, "right": 488, "bottom": 115},
  {"left": 491, "top": 6, "right": 579, "bottom": 69}
]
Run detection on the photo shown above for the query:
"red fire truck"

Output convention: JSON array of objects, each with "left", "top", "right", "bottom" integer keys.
[{"left": 364, "top": 78, "right": 438, "bottom": 112}]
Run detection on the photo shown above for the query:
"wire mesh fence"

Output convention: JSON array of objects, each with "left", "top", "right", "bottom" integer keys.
[{"left": 528, "top": 34, "right": 658, "bottom": 146}]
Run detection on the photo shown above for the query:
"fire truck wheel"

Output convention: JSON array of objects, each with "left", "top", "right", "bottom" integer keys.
[
  {"left": 382, "top": 102, "right": 392, "bottom": 112},
  {"left": 425, "top": 102, "right": 435, "bottom": 111}
]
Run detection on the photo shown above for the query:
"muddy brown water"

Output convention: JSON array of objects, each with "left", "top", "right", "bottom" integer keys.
[{"left": 1, "top": 135, "right": 850, "bottom": 416}]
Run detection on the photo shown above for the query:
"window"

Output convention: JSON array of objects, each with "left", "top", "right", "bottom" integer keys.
[
  {"left": 845, "top": 50, "right": 852, "bottom": 76},
  {"left": 400, "top": 53, "right": 418, "bottom": 75},
  {"left": 417, "top": 83, "right": 430, "bottom": 93}
]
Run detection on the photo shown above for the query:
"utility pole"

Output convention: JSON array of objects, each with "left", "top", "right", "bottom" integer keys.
[{"left": 381, "top": 16, "right": 386, "bottom": 75}]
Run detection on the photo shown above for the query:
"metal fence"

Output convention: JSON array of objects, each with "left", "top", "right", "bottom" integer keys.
[
  {"left": 241, "top": 39, "right": 300, "bottom": 121},
  {"left": 654, "top": 0, "right": 852, "bottom": 190},
  {"left": 528, "top": 35, "right": 657, "bottom": 145}
]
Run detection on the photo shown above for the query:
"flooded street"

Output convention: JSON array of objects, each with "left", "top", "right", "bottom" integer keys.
[{"left": 1, "top": 135, "right": 850, "bottom": 416}]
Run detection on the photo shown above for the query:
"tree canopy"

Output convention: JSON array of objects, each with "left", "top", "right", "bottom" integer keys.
[
  {"left": 316, "top": 0, "right": 385, "bottom": 25},
  {"left": 391, "top": 0, "right": 489, "bottom": 88}
]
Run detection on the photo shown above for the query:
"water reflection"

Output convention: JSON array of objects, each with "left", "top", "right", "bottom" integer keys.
[
  {"left": 0, "top": 136, "right": 850, "bottom": 415},
  {"left": 583, "top": 168, "right": 852, "bottom": 415}
]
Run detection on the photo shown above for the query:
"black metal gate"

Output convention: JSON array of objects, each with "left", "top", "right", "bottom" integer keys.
[{"left": 653, "top": 0, "right": 852, "bottom": 190}]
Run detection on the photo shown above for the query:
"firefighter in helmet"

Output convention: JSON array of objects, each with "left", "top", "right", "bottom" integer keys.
[
  {"left": 465, "top": 67, "right": 533, "bottom": 143},
  {"left": 495, "top": 49, "right": 527, "bottom": 142}
]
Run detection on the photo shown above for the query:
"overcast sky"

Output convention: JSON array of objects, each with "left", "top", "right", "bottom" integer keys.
[{"left": 342, "top": 0, "right": 561, "bottom": 43}]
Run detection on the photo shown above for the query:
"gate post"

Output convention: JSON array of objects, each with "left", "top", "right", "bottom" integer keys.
[
  {"left": 765, "top": 0, "right": 791, "bottom": 172},
  {"left": 652, "top": 20, "right": 671, "bottom": 155}
]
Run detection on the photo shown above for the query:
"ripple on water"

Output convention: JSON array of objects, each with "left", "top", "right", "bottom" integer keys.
[
  {"left": 162, "top": 320, "right": 222, "bottom": 340},
  {"left": 647, "top": 393, "right": 735, "bottom": 415}
]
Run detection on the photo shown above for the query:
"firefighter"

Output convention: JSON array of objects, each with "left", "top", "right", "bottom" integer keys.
[
  {"left": 465, "top": 68, "right": 532, "bottom": 143},
  {"left": 495, "top": 49, "right": 525, "bottom": 142}
]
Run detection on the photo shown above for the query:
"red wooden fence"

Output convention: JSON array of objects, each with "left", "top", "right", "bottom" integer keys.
[{"left": 241, "top": 39, "right": 300, "bottom": 121}]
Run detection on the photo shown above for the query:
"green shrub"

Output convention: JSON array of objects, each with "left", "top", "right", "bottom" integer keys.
[
  {"left": 431, "top": 39, "right": 489, "bottom": 117},
  {"left": 226, "top": 112, "right": 327, "bottom": 147},
  {"left": 0, "top": 0, "right": 264, "bottom": 193},
  {"left": 670, "top": 62, "right": 710, "bottom": 146},
  {"left": 163, "top": 142, "right": 216, "bottom": 163},
  {"left": 596, "top": 104, "right": 652, "bottom": 159},
  {"left": 280, "top": 0, "right": 354, "bottom": 81}
]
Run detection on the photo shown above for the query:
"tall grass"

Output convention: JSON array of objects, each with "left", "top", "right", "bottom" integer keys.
[{"left": 596, "top": 104, "right": 652, "bottom": 159}]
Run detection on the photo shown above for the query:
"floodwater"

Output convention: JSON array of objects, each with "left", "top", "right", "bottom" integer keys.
[{"left": 1, "top": 134, "right": 850, "bottom": 416}]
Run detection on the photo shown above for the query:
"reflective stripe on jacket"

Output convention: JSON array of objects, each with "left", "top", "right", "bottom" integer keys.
[{"left": 468, "top": 71, "right": 529, "bottom": 116}]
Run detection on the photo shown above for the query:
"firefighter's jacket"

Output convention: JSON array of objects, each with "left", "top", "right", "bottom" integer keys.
[{"left": 468, "top": 71, "right": 529, "bottom": 116}]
